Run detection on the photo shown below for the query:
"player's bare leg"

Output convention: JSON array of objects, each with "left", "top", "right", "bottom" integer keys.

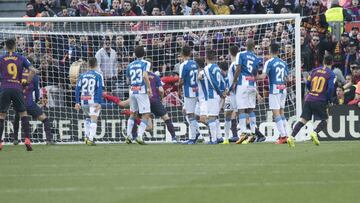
[{"left": 19, "top": 111, "right": 32, "bottom": 151}]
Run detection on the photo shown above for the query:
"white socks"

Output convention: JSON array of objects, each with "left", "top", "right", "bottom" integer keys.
[{"left": 126, "top": 118, "right": 135, "bottom": 139}]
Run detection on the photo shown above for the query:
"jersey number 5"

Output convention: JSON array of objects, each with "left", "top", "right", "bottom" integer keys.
[{"left": 7, "top": 63, "right": 18, "bottom": 79}]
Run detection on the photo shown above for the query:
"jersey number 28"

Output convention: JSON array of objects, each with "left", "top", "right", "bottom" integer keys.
[{"left": 82, "top": 78, "right": 96, "bottom": 93}]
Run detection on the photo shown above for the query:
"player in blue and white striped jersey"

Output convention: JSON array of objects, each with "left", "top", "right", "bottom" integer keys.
[
  {"left": 223, "top": 46, "right": 239, "bottom": 144},
  {"left": 125, "top": 46, "right": 152, "bottom": 145},
  {"left": 178, "top": 46, "right": 199, "bottom": 144},
  {"left": 232, "top": 39, "right": 261, "bottom": 144},
  {"left": 75, "top": 58, "right": 104, "bottom": 146},
  {"left": 204, "top": 49, "right": 227, "bottom": 144},
  {"left": 258, "top": 43, "right": 289, "bottom": 144}
]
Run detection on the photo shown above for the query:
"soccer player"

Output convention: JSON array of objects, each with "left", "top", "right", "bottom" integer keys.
[
  {"left": 12, "top": 69, "right": 54, "bottom": 145},
  {"left": 288, "top": 55, "right": 336, "bottom": 147},
  {"left": 258, "top": 43, "right": 289, "bottom": 144},
  {"left": 74, "top": 57, "right": 104, "bottom": 146},
  {"left": 223, "top": 46, "right": 239, "bottom": 144},
  {"left": 204, "top": 49, "right": 227, "bottom": 144},
  {"left": 178, "top": 46, "right": 199, "bottom": 144},
  {"left": 0, "top": 38, "right": 36, "bottom": 151},
  {"left": 125, "top": 46, "right": 152, "bottom": 145},
  {"left": 232, "top": 39, "right": 261, "bottom": 144}
]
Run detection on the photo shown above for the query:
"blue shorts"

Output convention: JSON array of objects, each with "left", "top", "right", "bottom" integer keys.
[
  {"left": 26, "top": 104, "right": 44, "bottom": 119},
  {"left": 150, "top": 100, "right": 167, "bottom": 117}
]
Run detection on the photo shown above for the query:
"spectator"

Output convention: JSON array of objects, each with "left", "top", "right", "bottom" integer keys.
[
  {"left": 302, "top": 0, "right": 328, "bottom": 36},
  {"left": 333, "top": 86, "right": 346, "bottom": 104},
  {"left": 180, "top": 0, "right": 192, "bottom": 15},
  {"left": 28, "top": 40, "right": 42, "bottom": 67},
  {"left": 343, "top": 74, "right": 357, "bottom": 104},
  {"left": 325, "top": 0, "right": 351, "bottom": 38},
  {"left": 134, "top": 0, "right": 154, "bottom": 16},
  {"left": 295, "top": 0, "right": 310, "bottom": 16},
  {"left": 332, "top": 32, "right": 350, "bottom": 72},
  {"left": 308, "top": 35, "right": 326, "bottom": 68},
  {"left": 115, "top": 35, "right": 132, "bottom": 63},
  {"left": 146, "top": 34, "right": 165, "bottom": 73},
  {"left": 95, "top": 37, "right": 118, "bottom": 91},
  {"left": 301, "top": 36, "right": 312, "bottom": 71},
  {"left": 79, "top": 35, "right": 91, "bottom": 60},
  {"left": 207, "top": 0, "right": 231, "bottom": 15},
  {"left": 16, "top": 36, "right": 28, "bottom": 55},
  {"left": 229, "top": 0, "right": 252, "bottom": 14},
  {"left": 271, "top": 0, "right": 285, "bottom": 13},
  {"left": 346, "top": 0, "right": 360, "bottom": 21},
  {"left": 118, "top": 0, "right": 137, "bottom": 16},
  {"left": 344, "top": 41, "right": 358, "bottom": 76},
  {"left": 255, "top": 0, "right": 273, "bottom": 14},
  {"left": 164, "top": 0, "right": 183, "bottom": 15},
  {"left": 190, "top": 1, "right": 203, "bottom": 15},
  {"left": 199, "top": 0, "right": 211, "bottom": 14},
  {"left": 350, "top": 26, "right": 359, "bottom": 42},
  {"left": 23, "top": 3, "right": 42, "bottom": 27},
  {"left": 67, "top": 0, "right": 80, "bottom": 16}
]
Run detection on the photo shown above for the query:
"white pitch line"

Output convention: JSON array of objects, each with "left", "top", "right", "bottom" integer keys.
[{"left": 1, "top": 180, "right": 360, "bottom": 194}]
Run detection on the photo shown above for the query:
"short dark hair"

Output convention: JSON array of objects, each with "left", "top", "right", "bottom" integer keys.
[
  {"left": 206, "top": 48, "right": 216, "bottom": 61},
  {"left": 181, "top": 46, "right": 192, "bottom": 57},
  {"left": 134, "top": 46, "right": 145, "bottom": 58},
  {"left": 195, "top": 57, "right": 205, "bottom": 69},
  {"left": 323, "top": 54, "right": 333, "bottom": 66},
  {"left": 5, "top": 38, "right": 16, "bottom": 50},
  {"left": 246, "top": 39, "right": 255, "bottom": 50},
  {"left": 88, "top": 57, "right": 97, "bottom": 68},
  {"left": 218, "top": 61, "right": 228, "bottom": 72},
  {"left": 270, "top": 43, "right": 280, "bottom": 54},
  {"left": 229, "top": 46, "right": 238, "bottom": 57}
]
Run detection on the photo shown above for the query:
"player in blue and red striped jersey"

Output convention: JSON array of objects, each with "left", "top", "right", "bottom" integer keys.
[
  {"left": 75, "top": 57, "right": 104, "bottom": 146},
  {"left": 0, "top": 38, "right": 36, "bottom": 151},
  {"left": 12, "top": 69, "right": 54, "bottom": 145},
  {"left": 288, "top": 55, "right": 336, "bottom": 147}
]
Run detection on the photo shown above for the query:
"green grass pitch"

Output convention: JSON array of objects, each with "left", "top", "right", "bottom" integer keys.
[{"left": 1, "top": 141, "right": 360, "bottom": 203}]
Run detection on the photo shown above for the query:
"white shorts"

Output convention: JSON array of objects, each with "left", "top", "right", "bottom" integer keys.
[
  {"left": 82, "top": 104, "right": 101, "bottom": 117},
  {"left": 206, "top": 97, "right": 221, "bottom": 116},
  {"left": 130, "top": 93, "right": 151, "bottom": 114},
  {"left": 224, "top": 94, "right": 237, "bottom": 112},
  {"left": 236, "top": 85, "right": 257, "bottom": 109},
  {"left": 269, "top": 92, "right": 287, "bottom": 110},
  {"left": 184, "top": 97, "right": 197, "bottom": 114},
  {"left": 197, "top": 98, "right": 207, "bottom": 116}
]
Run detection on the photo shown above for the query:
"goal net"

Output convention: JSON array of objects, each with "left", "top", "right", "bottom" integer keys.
[{"left": 0, "top": 15, "right": 302, "bottom": 144}]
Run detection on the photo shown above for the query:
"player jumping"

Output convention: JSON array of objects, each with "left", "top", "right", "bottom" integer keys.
[
  {"left": 0, "top": 38, "right": 36, "bottom": 151},
  {"left": 75, "top": 57, "right": 104, "bottom": 146},
  {"left": 288, "top": 55, "right": 336, "bottom": 147},
  {"left": 125, "top": 46, "right": 152, "bottom": 145},
  {"left": 12, "top": 68, "right": 55, "bottom": 145},
  {"left": 232, "top": 39, "right": 261, "bottom": 144},
  {"left": 258, "top": 43, "right": 289, "bottom": 144}
]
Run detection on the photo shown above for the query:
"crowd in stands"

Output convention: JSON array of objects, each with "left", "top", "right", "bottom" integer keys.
[{"left": 13, "top": 0, "right": 360, "bottom": 107}]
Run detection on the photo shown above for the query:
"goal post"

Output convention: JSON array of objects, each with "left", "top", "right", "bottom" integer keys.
[{"left": 0, "top": 14, "right": 303, "bottom": 144}]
